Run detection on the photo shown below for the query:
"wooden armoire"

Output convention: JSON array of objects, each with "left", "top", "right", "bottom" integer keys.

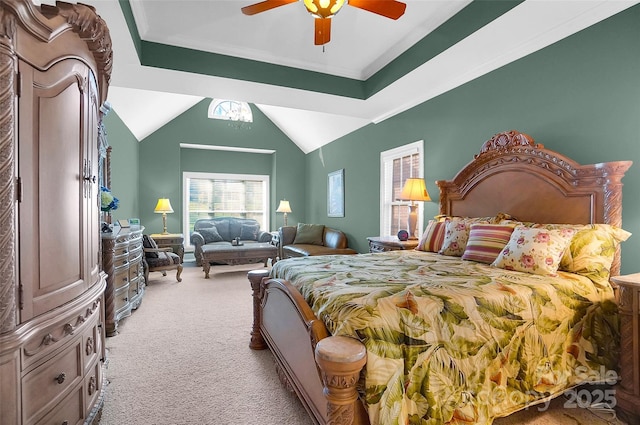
[{"left": 0, "top": 1, "right": 112, "bottom": 424}]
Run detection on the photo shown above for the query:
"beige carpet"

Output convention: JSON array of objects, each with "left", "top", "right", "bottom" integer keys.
[{"left": 99, "top": 262, "right": 629, "bottom": 425}]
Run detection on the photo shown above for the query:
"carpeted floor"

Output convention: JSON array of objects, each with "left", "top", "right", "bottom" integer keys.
[{"left": 99, "top": 262, "right": 629, "bottom": 425}]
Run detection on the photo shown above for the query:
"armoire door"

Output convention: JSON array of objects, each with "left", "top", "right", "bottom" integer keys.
[{"left": 18, "top": 58, "right": 96, "bottom": 321}]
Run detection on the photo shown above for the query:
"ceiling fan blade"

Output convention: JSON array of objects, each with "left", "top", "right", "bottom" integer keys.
[
  {"left": 314, "top": 18, "right": 331, "bottom": 45},
  {"left": 241, "top": 0, "right": 298, "bottom": 15},
  {"left": 347, "top": 0, "right": 406, "bottom": 20}
]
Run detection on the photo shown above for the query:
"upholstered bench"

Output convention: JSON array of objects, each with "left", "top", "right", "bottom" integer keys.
[{"left": 201, "top": 243, "right": 277, "bottom": 278}]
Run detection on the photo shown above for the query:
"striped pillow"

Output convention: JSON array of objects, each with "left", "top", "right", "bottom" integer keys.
[
  {"left": 416, "top": 220, "right": 447, "bottom": 252},
  {"left": 461, "top": 223, "right": 515, "bottom": 263}
]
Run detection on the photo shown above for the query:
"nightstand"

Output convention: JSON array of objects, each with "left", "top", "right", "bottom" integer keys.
[
  {"left": 610, "top": 273, "right": 640, "bottom": 422},
  {"left": 150, "top": 233, "right": 185, "bottom": 263},
  {"left": 367, "top": 236, "right": 418, "bottom": 253}
]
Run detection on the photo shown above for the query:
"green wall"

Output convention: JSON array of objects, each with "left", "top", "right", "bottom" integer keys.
[
  {"left": 136, "top": 99, "right": 305, "bottom": 235},
  {"left": 304, "top": 4, "right": 640, "bottom": 274},
  {"left": 106, "top": 4, "right": 639, "bottom": 274},
  {"left": 103, "top": 109, "right": 139, "bottom": 223}
]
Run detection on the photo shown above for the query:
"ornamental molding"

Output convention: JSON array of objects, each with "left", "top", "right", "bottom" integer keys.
[{"left": 0, "top": 27, "right": 16, "bottom": 334}]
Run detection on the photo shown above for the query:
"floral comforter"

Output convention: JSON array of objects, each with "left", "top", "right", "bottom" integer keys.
[{"left": 270, "top": 251, "right": 619, "bottom": 425}]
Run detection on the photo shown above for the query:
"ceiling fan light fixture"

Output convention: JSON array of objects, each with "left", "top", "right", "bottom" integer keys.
[{"left": 303, "top": 0, "right": 346, "bottom": 18}]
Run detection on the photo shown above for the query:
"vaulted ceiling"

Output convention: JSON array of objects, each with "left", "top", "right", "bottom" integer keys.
[{"left": 80, "top": 0, "right": 638, "bottom": 153}]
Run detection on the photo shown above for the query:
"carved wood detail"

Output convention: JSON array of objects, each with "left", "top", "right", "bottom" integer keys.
[
  {"left": 23, "top": 298, "right": 101, "bottom": 357},
  {"left": 102, "top": 237, "right": 116, "bottom": 335},
  {"left": 248, "top": 270, "right": 269, "bottom": 350},
  {"left": 0, "top": 10, "right": 16, "bottom": 335},
  {"left": 476, "top": 129, "right": 541, "bottom": 157},
  {"left": 40, "top": 1, "right": 112, "bottom": 104},
  {"left": 315, "top": 336, "right": 367, "bottom": 425},
  {"left": 438, "top": 130, "right": 631, "bottom": 281}
]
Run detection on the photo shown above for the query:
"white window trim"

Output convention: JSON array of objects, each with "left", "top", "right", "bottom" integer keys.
[
  {"left": 379, "top": 140, "right": 424, "bottom": 237},
  {"left": 208, "top": 99, "right": 253, "bottom": 122},
  {"left": 182, "top": 171, "right": 270, "bottom": 250}
]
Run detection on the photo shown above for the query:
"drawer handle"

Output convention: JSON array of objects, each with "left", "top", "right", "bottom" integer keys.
[
  {"left": 88, "top": 376, "right": 96, "bottom": 396},
  {"left": 55, "top": 372, "right": 66, "bottom": 384},
  {"left": 86, "top": 336, "right": 94, "bottom": 355}
]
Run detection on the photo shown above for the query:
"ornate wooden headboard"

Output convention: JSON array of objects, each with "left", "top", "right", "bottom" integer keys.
[{"left": 436, "top": 130, "right": 632, "bottom": 276}]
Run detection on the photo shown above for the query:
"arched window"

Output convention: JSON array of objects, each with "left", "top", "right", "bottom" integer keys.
[{"left": 208, "top": 99, "right": 253, "bottom": 123}]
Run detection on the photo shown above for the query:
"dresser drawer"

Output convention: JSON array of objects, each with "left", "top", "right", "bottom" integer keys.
[
  {"left": 22, "top": 298, "right": 102, "bottom": 371},
  {"left": 114, "top": 285, "right": 130, "bottom": 314},
  {"left": 34, "top": 385, "right": 83, "bottom": 425},
  {"left": 113, "top": 267, "right": 129, "bottom": 290},
  {"left": 22, "top": 339, "right": 83, "bottom": 424},
  {"left": 82, "top": 312, "right": 100, "bottom": 373},
  {"left": 113, "top": 241, "right": 129, "bottom": 257},
  {"left": 113, "top": 252, "right": 130, "bottom": 269},
  {"left": 84, "top": 360, "right": 102, "bottom": 414},
  {"left": 128, "top": 276, "right": 142, "bottom": 300},
  {"left": 129, "top": 239, "right": 143, "bottom": 255}
]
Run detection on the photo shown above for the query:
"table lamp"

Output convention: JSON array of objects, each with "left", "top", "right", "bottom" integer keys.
[
  {"left": 276, "top": 200, "right": 292, "bottom": 226},
  {"left": 398, "top": 178, "right": 431, "bottom": 239},
  {"left": 154, "top": 198, "right": 174, "bottom": 234}
]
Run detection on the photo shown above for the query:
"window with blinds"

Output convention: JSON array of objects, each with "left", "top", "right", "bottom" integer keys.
[
  {"left": 380, "top": 141, "right": 424, "bottom": 237},
  {"left": 183, "top": 172, "right": 269, "bottom": 247}
]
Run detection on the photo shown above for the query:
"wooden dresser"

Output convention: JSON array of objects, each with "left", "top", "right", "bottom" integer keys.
[
  {"left": 102, "top": 227, "right": 146, "bottom": 336},
  {"left": 0, "top": 1, "right": 112, "bottom": 424}
]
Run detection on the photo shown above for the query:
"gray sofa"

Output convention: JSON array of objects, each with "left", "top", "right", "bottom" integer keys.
[{"left": 191, "top": 217, "right": 272, "bottom": 266}]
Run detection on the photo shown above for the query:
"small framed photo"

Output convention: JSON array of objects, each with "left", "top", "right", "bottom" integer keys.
[
  {"left": 118, "top": 219, "right": 130, "bottom": 228},
  {"left": 128, "top": 218, "right": 140, "bottom": 228},
  {"left": 327, "top": 169, "right": 345, "bottom": 218}
]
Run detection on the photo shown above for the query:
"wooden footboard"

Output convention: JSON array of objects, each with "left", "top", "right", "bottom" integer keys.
[{"left": 248, "top": 270, "right": 369, "bottom": 425}]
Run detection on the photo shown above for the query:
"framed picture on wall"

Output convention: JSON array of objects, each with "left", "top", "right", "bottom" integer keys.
[{"left": 327, "top": 169, "right": 345, "bottom": 217}]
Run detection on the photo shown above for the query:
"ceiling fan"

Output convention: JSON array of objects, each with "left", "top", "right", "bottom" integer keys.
[{"left": 241, "top": 0, "right": 407, "bottom": 46}]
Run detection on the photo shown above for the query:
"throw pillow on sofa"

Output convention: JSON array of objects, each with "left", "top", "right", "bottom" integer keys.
[
  {"left": 200, "top": 227, "right": 224, "bottom": 243},
  {"left": 212, "top": 220, "right": 231, "bottom": 241},
  {"left": 293, "top": 223, "right": 325, "bottom": 245},
  {"left": 240, "top": 224, "right": 260, "bottom": 240}
]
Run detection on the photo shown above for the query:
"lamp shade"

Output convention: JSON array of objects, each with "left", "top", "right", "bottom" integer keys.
[
  {"left": 276, "top": 200, "right": 292, "bottom": 213},
  {"left": 398, "top": 178, "right": 431, "bottom": 202},
  {"left": 154, "top": 198, "right": 174, "bottom": 214}
]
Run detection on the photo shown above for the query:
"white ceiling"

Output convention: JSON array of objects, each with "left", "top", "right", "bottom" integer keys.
[{"left": 77, "top": 0, "right": 638, "bottom": 153}]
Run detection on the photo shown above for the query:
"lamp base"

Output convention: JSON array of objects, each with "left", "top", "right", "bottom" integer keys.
[
  {"left": 408, "top": 204, "right": 418, "bottom": 239},
  {"left": 162, "top": 213, "right": 169, "bottom": 235}
]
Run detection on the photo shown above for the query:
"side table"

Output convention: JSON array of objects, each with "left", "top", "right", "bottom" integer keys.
[
  {"left": 610, "top": 273, "right": 640, "bottom": 423},
  {"left": 367, "top": 236, "right": 418, "bottom": 253},
  {"left": 150, "top": 233, "right": 185, "bottom": 263}
]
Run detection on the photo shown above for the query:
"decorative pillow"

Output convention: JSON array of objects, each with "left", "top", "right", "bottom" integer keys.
[
  {"left": 240, "top": 223, "right": 260, "bottom": 241},
  {"left": 416, "top": 220, "right": 447, "bottom": 252},
  {"left": 199, "top": 227, "right": 224, "bottom": 243},
  {"left": 143, "top": 234, "right": 158, "bottom": 258},
  {"left": 439, "top": 219, "right": 472, "bottom": 257},
  {"left": 212, "top": 220, "right": 231, "bottom": 241},
  {"left": 293, "top": 223, "right": 325, "bottom": 245},
  {"left": 461, "top": 224, "right": 515, "bottom": 264},
  {"left": 492, "top": 226, "right": 576, "bottom": 276},
  {"left": 560, "top": 224, "right": 631, "bottom": 284}
]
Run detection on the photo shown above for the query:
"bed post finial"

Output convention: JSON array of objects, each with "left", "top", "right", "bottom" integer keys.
[
  {"left": 315, "top": 336, "right": 367, "bottom": 425},
  {"left": 476, "top": 130, "right": 542, "bottom": 158}
]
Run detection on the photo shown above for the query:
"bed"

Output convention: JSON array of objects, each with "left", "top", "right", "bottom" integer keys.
[{"left": 248, "top": 130, "right": 632, "bottom": 425}]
